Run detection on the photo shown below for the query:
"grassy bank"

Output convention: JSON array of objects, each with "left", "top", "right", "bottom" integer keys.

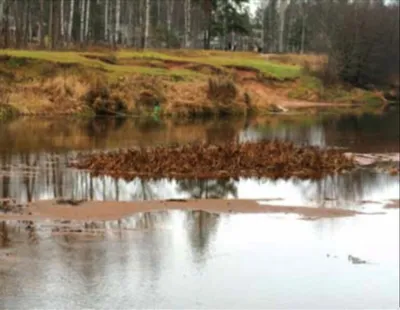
[{"left": 0, "top": 49, "right": 387, "bottom": 119}]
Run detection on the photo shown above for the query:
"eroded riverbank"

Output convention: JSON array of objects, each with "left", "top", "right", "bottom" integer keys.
[{"left": 0, "top": 50, "right": 389, "bottom": 119}]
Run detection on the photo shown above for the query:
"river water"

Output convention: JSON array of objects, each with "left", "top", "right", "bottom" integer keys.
[{"left": 0, "top": 112, "right": 399, "bottom": 309}]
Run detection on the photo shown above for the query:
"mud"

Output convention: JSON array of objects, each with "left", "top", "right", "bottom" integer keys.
[{"left": 0, "top": 199, "right": 384, "bottom": 222}]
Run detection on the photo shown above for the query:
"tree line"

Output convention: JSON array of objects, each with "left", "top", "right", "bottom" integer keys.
[
  {"left": 0, "top": 0, "right": 253, "bottom": 49},
  {"left": 0, "top": 0, "right": 398, "bottom": 87}
]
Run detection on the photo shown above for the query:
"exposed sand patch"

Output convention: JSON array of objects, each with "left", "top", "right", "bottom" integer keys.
[
  {"left": 0, "top": 199, "right": 382, "bottom": 222},
  {"left": 383, "top": 200, "right": 400, "bottom": 209}
]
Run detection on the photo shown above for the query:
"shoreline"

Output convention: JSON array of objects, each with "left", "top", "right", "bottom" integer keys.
[{"left": 0, "top": 50, "right": 389, "bottom": 120}]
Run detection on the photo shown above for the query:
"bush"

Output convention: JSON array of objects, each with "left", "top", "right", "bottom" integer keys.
[
  {"left": 0, "top": 104, "right": 19, "bottom": 120},
  {"left": 207, "top": 77, "right": 237, "bottom": 104},
  {"left": 84, "top": 82, "right": 127, "bottom": 116}
]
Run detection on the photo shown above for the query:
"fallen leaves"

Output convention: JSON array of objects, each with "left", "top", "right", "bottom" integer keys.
[{"left": 69, "top": 140, "right": 355, "bottom": 181}]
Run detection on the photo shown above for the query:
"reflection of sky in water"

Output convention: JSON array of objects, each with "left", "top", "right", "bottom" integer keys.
[
  {"left": 1, "top": 208, "right": 398, "bottom": 309},
  {"left": 240, "top": 124, "right": 327, "bottom": 146},
  {"left": 1, "top": 114, "right": 399, "bottom": 309},
  {"left": 3, "top": 157, "right": 398, "bottom": 210}
]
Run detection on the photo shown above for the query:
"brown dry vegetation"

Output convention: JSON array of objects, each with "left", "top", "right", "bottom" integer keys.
[
  {"left": 69, "top": 141, "right": 355, "bottom": 181},
  {"left": 0, "top": 50, "right": 387, "bottom": 118}
]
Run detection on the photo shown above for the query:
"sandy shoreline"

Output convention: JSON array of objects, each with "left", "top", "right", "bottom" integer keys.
[{"left": 0, "top": 199, "right": 388, "bottom": 222}]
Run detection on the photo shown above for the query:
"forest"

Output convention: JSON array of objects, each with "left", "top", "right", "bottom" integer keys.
[{"left": 1, "top": 0, "right": 399, "bottom": 87}]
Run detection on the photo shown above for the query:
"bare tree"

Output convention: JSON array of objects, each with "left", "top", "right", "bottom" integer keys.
[
  {"left": 68, "top": 0, "right": 75, "bottom": 43},
  {"left": 104, "top": 0, "right": 109, "bottom": 41},
  {"left": 79, "top": 0, "right": 85, "bottom": 43},
  {"left": 84, "top": 0, "right": 90, "bottom": 41},
  {"left": 277, "top": 0, "right": 289, "bottom": 53},
  {"left": 166, "top": 0, "right": 174, "bottom": 47},
  {"left": 184, "top": 0, "right": 192, "bottom": 48},
  {"left": 39, "top": 0, "right": 44, "bottom": 48},
  {"left": 300, "top": 0, "right": 307, "bottom": 54},
  {"left": 60, "top": 0, "right": 65, "bottom": 44},
  {"left": 115, "top": 0, "right": 121, "bottom": 45},
  {"left": 143, "top": 0, "right": 150, "bottom": 48}
]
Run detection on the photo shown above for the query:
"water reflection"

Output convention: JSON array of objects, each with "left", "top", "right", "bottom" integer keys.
[
  {"left": 0, "top": 151, "right": 398, "bottom": 208},
  {"left": 186, "top": 211, "right": 220, "bottom": 266},
  {"left": 1, "top": 111, "right": 399, "bottom": 154},
  {"left": 0, "top": 112, "right": 399, "bottom": 309},
  {"left": 177, "top": 179, "right": 238, "bottom": 199},
  {"left": 0, "top": 207, "right": 398, "bottom": 309}
]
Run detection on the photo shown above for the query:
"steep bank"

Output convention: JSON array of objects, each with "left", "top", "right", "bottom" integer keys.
[{"left": 0, "top": 50, "right": 386, "bottom": 118}]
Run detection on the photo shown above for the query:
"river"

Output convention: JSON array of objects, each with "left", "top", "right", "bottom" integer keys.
[{"left": 0, "top": 111, "right": 399, "bottom": 309}]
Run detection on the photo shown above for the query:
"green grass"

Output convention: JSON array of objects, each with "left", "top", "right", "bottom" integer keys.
[
  {"left": 288, "top": 74, "right": 384, "bottom": 105},
  {"left": 0, "top": 50, "right": 198, "bottom": 78},
  {"left": 0, "top": 104, "right": 19, "bottom": 120},
  {"left": 116, "top": 50, "right": 301, "bottom": 80},
  {"left": 0, "top": 49, "right": 301, "bottom": 80}
]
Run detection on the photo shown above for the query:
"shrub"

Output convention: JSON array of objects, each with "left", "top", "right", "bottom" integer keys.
[
  {"left": 83, "top": 82, "right": 127, "bottom": 116},
  {"left": 207, "top": 77, "right": 237, "bottom": 104}
]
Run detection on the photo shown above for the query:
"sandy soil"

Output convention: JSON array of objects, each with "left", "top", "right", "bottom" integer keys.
[
  {"left": 0, "top": 199, "right": 383, "bottom": 222},
  {"left": 345, "top": 153, "right": 400, "bottom": 166},
  {"left": 384, "top": 200, "right": 400, "bottom": 209}
]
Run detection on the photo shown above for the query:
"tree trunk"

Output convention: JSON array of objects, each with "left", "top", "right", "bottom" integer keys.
[
  {"left": 60, "top": 0, "right": 64, "bottom": 44},
  {"left": 104, "top": 0, "right": 108, "bottom": 41},
  {"left": 84, "top": 0, "right": 90, "bottom": 41},
  {"left": 143, "top": 0, "right": 150, "bottom": 48},
  {"left": 115, "top": 0, "right": 121, "bottom": 45},
  {"left": 278, "top": 0, "right": 289, "bottom": 53},
  {"left": 53, "top": 0, "right": 59, "bottom": 49},
  {"left": 13, "top": 0, "right": 22, "bottom": 48},
  {"left": 223, "top": 0, "right": 228, "bottom": 50},
  {"left": 203, "top": 0, "right": 212, "bottom": 49},
  {"left": 300, "top": 0, "right": 306, "bottom": 54},
  {"left": 39, "top": 0, "right": 44, "bottom": 48},
  {"left": 261, "top": 5, "right": 266, "bottom": 52},
  {"left": 156, "top": 0, "right": 161, "bottom": 27},
  {"left": 268, "top": 1, "right": 274, "bottom": 52},
  {"left": 68, "top": 0, "right": 75, "bottom": 43},
  {"left": 79, "top": 0, "right": 85, "bottom": 44},
  {"left": 48, "top": 0, "right": 54, "bottom": 49},
  {"left": 127, "top": 1, "right": 133, "bottom": 46},
  {"left": 184, "top": 0, "right": 192, "bottom": 48},
  {"left": 23, "top": 0, "right": 30, "bottom": 47},
  {"left": 3, "top": 0, "right": 9, "bottom": 48},
  {"left": 0, "top": 0, "right": 4, "bottom": 31},
  {"left": 166, "top": 0, "right": 174, "bottom": 48},
  {"left": 28, "top": 7, "right": 32, "bottom": 43}
]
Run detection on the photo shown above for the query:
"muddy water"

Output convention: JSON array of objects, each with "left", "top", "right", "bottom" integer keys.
[{"left": 0, "top": 111, "right": 399, "bottom": 309}]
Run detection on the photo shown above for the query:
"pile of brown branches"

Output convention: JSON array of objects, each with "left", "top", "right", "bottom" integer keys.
[{"left": 69, "top": 141, "right": 355, "bottom": 181}]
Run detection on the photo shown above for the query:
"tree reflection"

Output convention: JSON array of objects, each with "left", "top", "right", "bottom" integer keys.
[
  {"left": 133, "top": 211, "right": 168, "bottom": 230},
  {"left": 131, "top": 179, "right": 157, "bottom": 201},
  {"left": 186, "top": 211, "right": 220, "bottom": 265},
  {"left": 177, "top": 179, "right": 238, "bottom": 199},
  {"left": 0, "top": 221, "right": 10, "bottom": 247},
  {"left": 177, "top": 179, "right": 236, "bottom": 265},
  {"left": 299, "top": 169, "right": 391, "bottom": 208}
]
